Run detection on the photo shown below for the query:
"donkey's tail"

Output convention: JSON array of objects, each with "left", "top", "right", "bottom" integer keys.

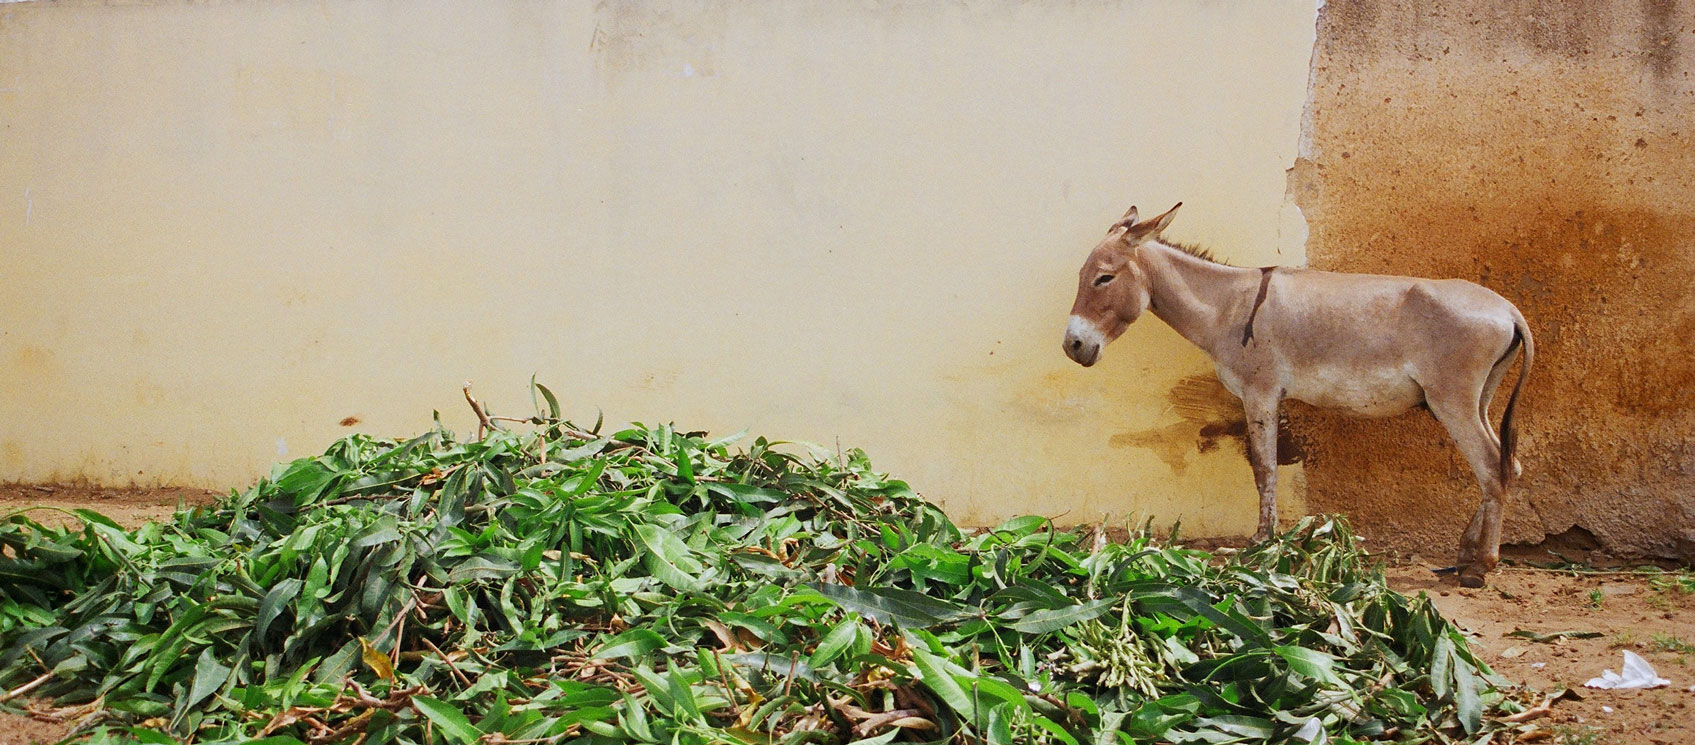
[{"left": 1498, "top": 309, "right": 1534, "bottom": 488}]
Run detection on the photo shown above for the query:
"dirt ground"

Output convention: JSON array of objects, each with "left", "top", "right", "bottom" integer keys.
[
  {"left": 1389, "top": 565, "right": 1694, "bottom": 745},
  {"left": 1, "top": 487, "right": 1690, "bottom": 745},
  {"left": 0, "top": 484, "right": 221, "bottom": 745},
  {"left": 0, "top": 483, "right": 221, "bottom": 531}
]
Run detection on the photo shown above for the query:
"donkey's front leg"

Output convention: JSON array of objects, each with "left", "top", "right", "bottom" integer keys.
[{"left": 1243, "top": 391, "right": 1283, "bottom": 542}]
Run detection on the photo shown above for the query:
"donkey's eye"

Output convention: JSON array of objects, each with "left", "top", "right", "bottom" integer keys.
[{"left": 1094, "top": 274, "right": 1116, "bottom": 286}]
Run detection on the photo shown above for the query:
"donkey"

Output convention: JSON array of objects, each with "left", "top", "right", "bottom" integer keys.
[{"left": 1063, "top": 203, "right": 1532, "bottom": 587}]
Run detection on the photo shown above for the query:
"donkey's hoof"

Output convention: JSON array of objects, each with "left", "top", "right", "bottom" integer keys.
[{"left": 1458, "top": 572, "right": 1487, "bottom": 589}]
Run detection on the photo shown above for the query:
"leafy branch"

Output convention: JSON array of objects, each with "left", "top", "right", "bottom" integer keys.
[{"left": 0, "top": 381, "right": 1532, "bottom": 745}]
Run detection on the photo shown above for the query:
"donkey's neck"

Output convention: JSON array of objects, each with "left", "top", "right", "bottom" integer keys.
[{"left": 1140, "top": 242, "right": 1255, "bottom": 355}]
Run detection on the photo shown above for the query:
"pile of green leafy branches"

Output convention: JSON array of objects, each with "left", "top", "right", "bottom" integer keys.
[{"left": 0, "top": 385, "right": 1529, "bottom": 745}]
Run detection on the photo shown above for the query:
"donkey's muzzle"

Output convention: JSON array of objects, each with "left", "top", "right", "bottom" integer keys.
[
  {"left": 1066, "top": 341, "right": 1100, "bottom": 367},
  {"left": 1064, "top": 317, "right": 1104, "bottom": 367}
]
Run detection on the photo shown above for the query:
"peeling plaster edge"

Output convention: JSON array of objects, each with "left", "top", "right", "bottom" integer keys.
[
  {"left": 1276, "top": 0, "right": 1324, "bottom": 269},
  {"left": 1296, "top": 3, "right": 1323, "bottom": 166},
  {"left": 1266, "top": 0, "right": 1327, "bottom": 521}
]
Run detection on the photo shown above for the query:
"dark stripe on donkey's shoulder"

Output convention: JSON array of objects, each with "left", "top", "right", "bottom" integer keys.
[{"left": 1242, "top": 267, "right": 1275, "bottom": 347}]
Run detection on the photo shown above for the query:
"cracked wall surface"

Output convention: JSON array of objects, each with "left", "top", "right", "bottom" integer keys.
[{"left": 1292, "top": 0, "right": 1695, "bottom": 561}]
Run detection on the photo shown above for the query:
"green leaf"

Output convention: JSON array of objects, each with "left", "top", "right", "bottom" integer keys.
[
  {"left": 619, "top": 691, "right": 655, "bottom": 742},
  {"left": 1173, "top": 587, "right": 1272, "bottom": 647},
  {"left": 185, "top": 648, "right": 232, "bottom": 712},
  {"left": 673, "top": 440, "right": 696, "bottom": 484},
  {"left": 707, "top": 483, "right": 786, "bottom": 504},
  {"left": 1274, "top": 645, "right": 1344, "bottom": 686},
  {"left": 845, "top": 729, "right": 902, "bottom": 745},
  {"left": 912, "top": 647, "right": 974, "bottom": 719},
  {"left": 446, "top": 555, "right": 520, "bottom": 583},
  {"left": 969, "top": 677, "right": 1029, "bottom": 710},
  {"left": 634, "top": 524, "right": 704, "bottom": 591},
  {"left": 1007, "top": 596, "right": 1117, "bottom": 634},
  {"left": 1032, "top": 715, "right": 1081, "bottom": 745},
  {"left": 808, "top": 618, "right": 859, "bottom": 667},
  {"left": 1194, "top": 714, "right": 1276, "bottom": 740},
  {"left": 811, "top": 583, "right": 974, "bottom": 627},
  {"left": 987, "top": 703, "right": 1014, "bottom": 744},
  {"left": 1430, "top": 632, "right": 1454, "bottom": 701},
  {"left": 352, "top": 515, "right": 402, "bottom": 548},
  {"left": 256, "top": 578, "right": 302, "bottom": 642},
  {"left": 724, "top": 653, "right": 815, "bottom": 681},
  {"left": 665, "top": 669, "right": 702, "bottom": 721},
  {"left": 592, "top": 629, "right": 666, "bottom": 661},
  {"left": 534, "top": 379, "right": 562, "bottom": 420},
  {"left": 127, "top": 728, "right": 180, "bottom": 744},
  {"left": 412, "top": 695, "right": 484, "bottom": 745},
  {"left": 1453, "top": 659, "right": 1482, "bottom": 734}
]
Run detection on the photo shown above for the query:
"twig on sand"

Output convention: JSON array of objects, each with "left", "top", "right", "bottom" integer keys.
[
  {"left": 0, "top": 671, "right": 52, "bottom": 703},
  {"left": 1499, "top": 565, "right": 1668, "bottom": 578},
  {"left": 1501, "top": 691, "right": 1568, "bottom": 723}
]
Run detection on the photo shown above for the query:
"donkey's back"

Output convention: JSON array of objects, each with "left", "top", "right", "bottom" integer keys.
[{"left": 1248, "top": 269, "right": 1524, "bottom": 419}]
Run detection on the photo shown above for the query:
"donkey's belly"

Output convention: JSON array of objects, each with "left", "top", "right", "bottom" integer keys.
[{"left": 1285, "top": 368, "right": 1423, "bottom": 418}]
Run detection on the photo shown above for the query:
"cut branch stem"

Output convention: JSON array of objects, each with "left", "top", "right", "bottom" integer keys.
[
  {"left": 463, "top": 381, "right": 498, "bottom": 438},
  {"left": 0, "top": 671, "right": 52, "bottom": 703}
]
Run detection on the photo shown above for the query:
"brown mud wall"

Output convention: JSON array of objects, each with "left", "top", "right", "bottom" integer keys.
[{"left": 1293, "top": 0, "right": 1695, "bottom": 562}]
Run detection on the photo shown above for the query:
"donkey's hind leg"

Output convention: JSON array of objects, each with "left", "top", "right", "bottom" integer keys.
[{"left": 1427, "top": 391, "right": 1506, "bottom": 587}]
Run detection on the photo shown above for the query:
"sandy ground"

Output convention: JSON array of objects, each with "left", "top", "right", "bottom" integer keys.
[{"left": 1, "top": 486, "right": 1690, "bottom": 745}]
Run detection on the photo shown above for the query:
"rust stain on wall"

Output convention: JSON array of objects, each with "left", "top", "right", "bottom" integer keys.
[{"left": 1296, "top": 0, "right": 1695, "bottom": 562}]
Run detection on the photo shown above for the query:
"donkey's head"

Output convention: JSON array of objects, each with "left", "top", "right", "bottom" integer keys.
[{"left": 1063, "top": 202, "right": 1182, "bottom": 366}]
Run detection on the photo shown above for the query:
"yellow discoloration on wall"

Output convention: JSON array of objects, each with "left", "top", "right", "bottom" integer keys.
[{"left": 0, "top": 0, "right": 1316, "bottom": 534}]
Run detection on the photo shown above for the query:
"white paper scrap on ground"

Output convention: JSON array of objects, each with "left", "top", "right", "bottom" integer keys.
[
  {"left": 1292, "top": 717, "right": 1325, "bottom": 744},
  {"left": 1584, "top": 650, "right": 1670, "bottom": 689}
]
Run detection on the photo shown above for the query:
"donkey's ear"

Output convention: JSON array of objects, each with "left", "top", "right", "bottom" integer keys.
[
  {"left": 1111, "top": 206, "right": 1139, "bottom": 232},
  {"left": 1128, "top": 202, "right": 1182, "bottom": 239}
]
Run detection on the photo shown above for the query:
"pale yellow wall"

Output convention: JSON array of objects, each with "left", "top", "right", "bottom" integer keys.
[{"left": 0, "top": 0, "right": 1316, "bottom": 534}]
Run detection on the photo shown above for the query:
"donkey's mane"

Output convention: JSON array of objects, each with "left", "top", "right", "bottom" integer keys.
[{"left": 1159, "top": 239, "right": 1232, "bottom": 266}]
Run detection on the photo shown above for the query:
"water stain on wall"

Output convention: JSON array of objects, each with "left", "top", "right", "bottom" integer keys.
[
  {"left": 1109, "top": 374, "right": 1305, "bottom": 475},
  {"left": 589, "top": 1, "right": 724, "bottom": 80},
  {"left": 5, "top": 344, "right": 56, "bottom": 375}
]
